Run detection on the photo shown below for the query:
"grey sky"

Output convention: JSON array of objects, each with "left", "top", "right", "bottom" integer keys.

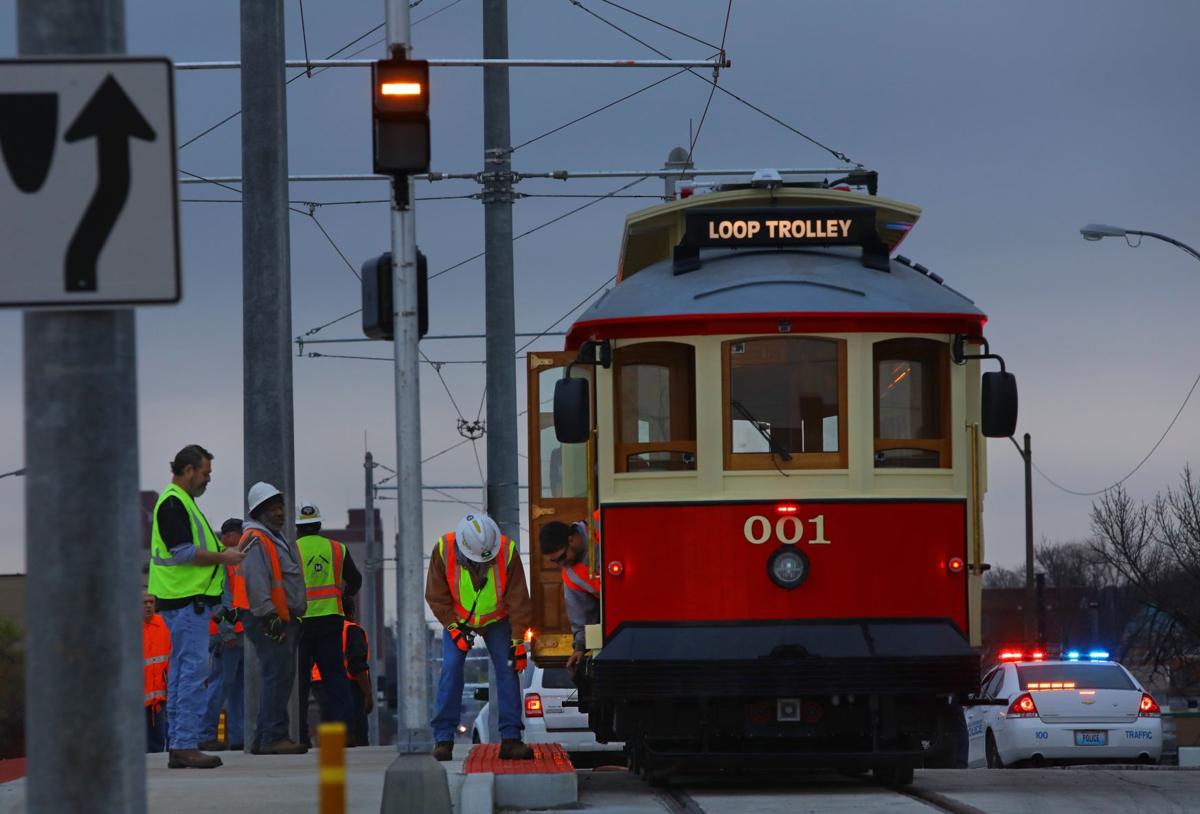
[{"left": 1, "top": 1, "right": 1197, "bottom": 622}]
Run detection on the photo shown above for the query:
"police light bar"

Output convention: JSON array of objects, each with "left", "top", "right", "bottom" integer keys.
[
  {"left": 1065, "top": 648, "right": 1110, "bottom": 661},
  {"left": 998, "top": 647, "right": 1046, "bottom": 662}
]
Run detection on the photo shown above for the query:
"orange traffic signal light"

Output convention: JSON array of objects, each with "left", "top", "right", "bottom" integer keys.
[{"left": 372, "top": 58, "right": 430, "bottom": 176}]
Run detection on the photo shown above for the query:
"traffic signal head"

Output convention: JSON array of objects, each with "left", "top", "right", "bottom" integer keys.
[
  {"left": 372, "top": 58, "right": 430, "bottom": 176},
  {"left": 361, "top": 251, "right": 429, "bottom": 341}
]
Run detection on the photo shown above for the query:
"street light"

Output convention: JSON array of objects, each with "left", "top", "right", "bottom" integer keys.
[{"left": 1080, "top": 224, "right": 1200, "bottom": 262}]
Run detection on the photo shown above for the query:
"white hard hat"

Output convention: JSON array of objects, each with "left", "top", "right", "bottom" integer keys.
[
  {"left": 455, "top": 513, "right": 502, "bottom": 563},
  {"left": 247, "top": 481, "right": 282, "bottom": 515},
  {"left": 296, "top": 500, "right": 322, "bottom": 525}
]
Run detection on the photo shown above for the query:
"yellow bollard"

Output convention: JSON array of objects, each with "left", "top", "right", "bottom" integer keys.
[
  {"left": 217, "top": 710, "right": 226, "bottom": 744},
  {"left": 318, "top": 722, "right": 346, "bottom": 814}
]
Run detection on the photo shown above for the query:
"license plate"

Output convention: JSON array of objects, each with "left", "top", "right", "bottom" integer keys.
[{"left": 1074, "top": 730, "right": 1108, "bottom": 746}]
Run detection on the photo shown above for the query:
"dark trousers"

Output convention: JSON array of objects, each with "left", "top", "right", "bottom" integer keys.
[
  {"left": 350, "top": 682, "right": 369, "bottom": 747},
  {"left": 298, "top": 619, "right": 354, "bottom": 744},
  {"left": 146, "top": 704, "right": 167, "bottom": 753},
  {"left": 245, "top": 614, "right": 299, "bottom": 749}
]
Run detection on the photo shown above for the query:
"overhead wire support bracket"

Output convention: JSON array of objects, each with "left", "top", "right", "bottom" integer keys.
[{"left": 173, "top": 57, "right": 731, "bottom": 70}]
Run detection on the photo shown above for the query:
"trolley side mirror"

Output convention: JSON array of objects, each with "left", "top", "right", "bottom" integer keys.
[
  {"left": 981, "top": 371, "right": 1018, "bottom": 438},
  {"left": 553, "top": 377, "right": 590, "bottom": 444}
]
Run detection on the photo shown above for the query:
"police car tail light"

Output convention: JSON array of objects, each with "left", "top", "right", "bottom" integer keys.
[
  {"left": 1007, "top": 692, "right": 1039, "bottom": 718},
  {"left": 524, "top": 692, "right": 543, "bottom": 718},
  {"left": 1139, "top": 693, "right": 1160, "bottom": 717}
]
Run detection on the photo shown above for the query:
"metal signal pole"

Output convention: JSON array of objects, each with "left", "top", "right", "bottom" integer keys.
[
  {"left": 482, "top": 0, "right": 520, "bottom": 543},
  {"left": 386, "top": 0, "right": 432, "bottom": 756},
  {"left": 240, "top": 0, "right": 297, "bottom": 746},
  {"left": 17, "top": 1, "right": 145, "bottom": 811},
  {"left": 363, "top": 450, "right": 380, "bottom": 745}
]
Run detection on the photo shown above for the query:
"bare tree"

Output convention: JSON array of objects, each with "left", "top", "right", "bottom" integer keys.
[
  {"left": 983, "top": 566, "right": 1025, "bottom": 589},
  {"left": 1090, "top": 467, "right": 1200, "bottom": 675}
]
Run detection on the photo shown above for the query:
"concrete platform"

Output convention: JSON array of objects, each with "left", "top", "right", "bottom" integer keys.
[
  {"left": 0, "top": 747, "right": 400, "bottom": 814},
  {"left": 465, "top": 743, "right": 577, "bottom": 810}
]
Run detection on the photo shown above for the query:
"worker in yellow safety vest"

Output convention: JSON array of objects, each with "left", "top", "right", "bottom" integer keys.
[
  {"left": 147, "top": 444, "right": 245, "bottom": 770},
  {"left": 294, "top": 500, "right": 362, "bottom": 747},
  {"left": 425, "top": 513, "right": 533, "bottom": 762}
]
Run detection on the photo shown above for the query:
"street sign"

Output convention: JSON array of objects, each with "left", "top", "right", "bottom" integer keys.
[{"left": 0, "top": 57, "right": 179, "bottom": 308}]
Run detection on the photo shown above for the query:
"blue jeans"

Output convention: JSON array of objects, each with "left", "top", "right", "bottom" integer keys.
[
  {"left": 432, "top": 618, "right": 523, "bottom": 743},
  {"left": 146, "top": 704, "right": 167, "bottom": 753},
  {"left": 246, "top": 615, "right": 299, "bottom": 748},
  {"left": 202, "top": 636, "right": 245, "bottom": 745},
  {"left": 160, "top": 604, "right": 212, "bottom": 750}
]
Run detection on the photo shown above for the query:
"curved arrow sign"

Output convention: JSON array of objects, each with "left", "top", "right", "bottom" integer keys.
[{"left": 63, "top": 75, "right": 157, "bottom": 293}]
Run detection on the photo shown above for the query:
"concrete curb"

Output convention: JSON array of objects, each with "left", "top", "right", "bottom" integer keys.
[
  {"left": 493, "top": 771, "right": 577, "bottom": 810},
  {"left": 459, "top": 772, "right": 494, "bottom": 814}
]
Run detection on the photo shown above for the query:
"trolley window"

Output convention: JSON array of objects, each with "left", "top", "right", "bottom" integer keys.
[
  {"left": 723, "top": 337, "right": 847, "bottom": 470},
  {"left": 873, "top": 338, "right": 950, "bottom": 469},
  {"left": 537, "top": 364, "right": 589, "bottom": 499},
  {"left": 613, "top": 342, "right": 697, "bottom": 473}
]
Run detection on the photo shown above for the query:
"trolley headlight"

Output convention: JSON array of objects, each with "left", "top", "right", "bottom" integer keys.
[{"left": 767, "top": 548, "right": 809, "bottom": 590}]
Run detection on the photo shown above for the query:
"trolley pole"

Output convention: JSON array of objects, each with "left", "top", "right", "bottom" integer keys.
[
  {"left": 363, "top": 451, "right": 380, "bottom": 745},
  {"left": 240, "top": 0, "right": 297, "bottom": 746},
  {"left": 18, "top": 1, "right": 145, "bottom": 811}
]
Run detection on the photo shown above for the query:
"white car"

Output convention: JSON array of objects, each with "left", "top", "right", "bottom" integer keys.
[
  {"left": 472, "top": 665, "right": 624, "bottom": 762},
  {"left": 965, "top": 652, "right": 1162, "bottom": 768}
]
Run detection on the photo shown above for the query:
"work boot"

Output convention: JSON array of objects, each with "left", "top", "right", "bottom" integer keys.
[
  {"left": 432, "top": 741, "right": 454, "bottom": 761},
  {"left": 198, "top": 739, "right": 226, "bottom": 751},
  {"left": 167, "top": 749, "right": 223, "bottom": 769},
  {"left": 498, "top": 739, "right": 534, "bottom": 760},
  {"left": 252, "top": 739, "right": 308, "bottom": 755}
]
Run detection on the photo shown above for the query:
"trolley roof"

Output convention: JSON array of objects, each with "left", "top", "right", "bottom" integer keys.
[{"left": 566, "top": 186, "right": 985, "bottom": 349}]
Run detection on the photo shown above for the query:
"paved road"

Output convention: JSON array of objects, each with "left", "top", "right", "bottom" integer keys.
[{"left": 547, "top": 766, "right": 1200, "bottom": 814}]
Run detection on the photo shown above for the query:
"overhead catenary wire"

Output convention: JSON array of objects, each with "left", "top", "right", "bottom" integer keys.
[
  {"left": 595, "top": 0, "right": 722, "bottom": 51},
  {"left": 428, "top": 175, "right": 649, "bottom": 281},
  {"left": 567, "top": 0, "right": 859, "bottom": 166},
  {"left": 1030, "top": 369, "right": 1200, "bottom": 497}
]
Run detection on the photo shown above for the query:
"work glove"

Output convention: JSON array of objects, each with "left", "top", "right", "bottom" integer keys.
[
  {"left": 263, "top": 613, "right": 287, "bottom": 643},
  {"left": 508, "top": 639, "right": 528, "bottom": 673},
  {"left": 213, "top": 606, "right": 239, "bottom": 626},
  {"left": 448, "top": 623, "right": 475, "bottom": 653}
]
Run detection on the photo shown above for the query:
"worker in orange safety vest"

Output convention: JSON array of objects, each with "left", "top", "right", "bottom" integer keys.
[
  {"left": 538, "top": 519, "right": 600, "bottom": 673},
  {"left": 240, "top": 482, "right": 308, "bottom": 755},
  {"left": 199, "top": 518, "right": 249, "bottom": 751},
  {"left": 309, "top": 595, "right": 373, "bottom": 747},
  {"left": 143, "top": 589, "right": 171, "bottom": 753}
]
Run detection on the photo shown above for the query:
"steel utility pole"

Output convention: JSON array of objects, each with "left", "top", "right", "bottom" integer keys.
[
  {"left": 241, "top": 0, "right": 296, "bottom": 747},
  {"left": 363, "top": 450, "right": 380, "bottom": 745},
  {"left": 483, "top": 0, "right": 520, "bottom": 542},
  {"left": 17, "top": 1, "right": 145, "bottom": 811},
  {"left": 1012, "top": 432, "right": 1035, "bottom": 643},
  {"left": 386, "top": 0, "right": 433, "bottom": 757}
]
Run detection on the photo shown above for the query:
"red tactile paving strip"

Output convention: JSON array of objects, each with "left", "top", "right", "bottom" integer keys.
[
  {"left": 463, "top": 743, "right": 574, "bottom": 774},
  {"left": 0, "top": 759, "right": 26, "bottom": 785}
]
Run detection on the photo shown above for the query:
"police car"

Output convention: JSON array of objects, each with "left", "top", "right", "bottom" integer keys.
[
  {"left": 965, "top": 649, "right": 1162, "bottom": 767},
  {"left": 472, "top": 665, "right": 624, "bottom": 764}
]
